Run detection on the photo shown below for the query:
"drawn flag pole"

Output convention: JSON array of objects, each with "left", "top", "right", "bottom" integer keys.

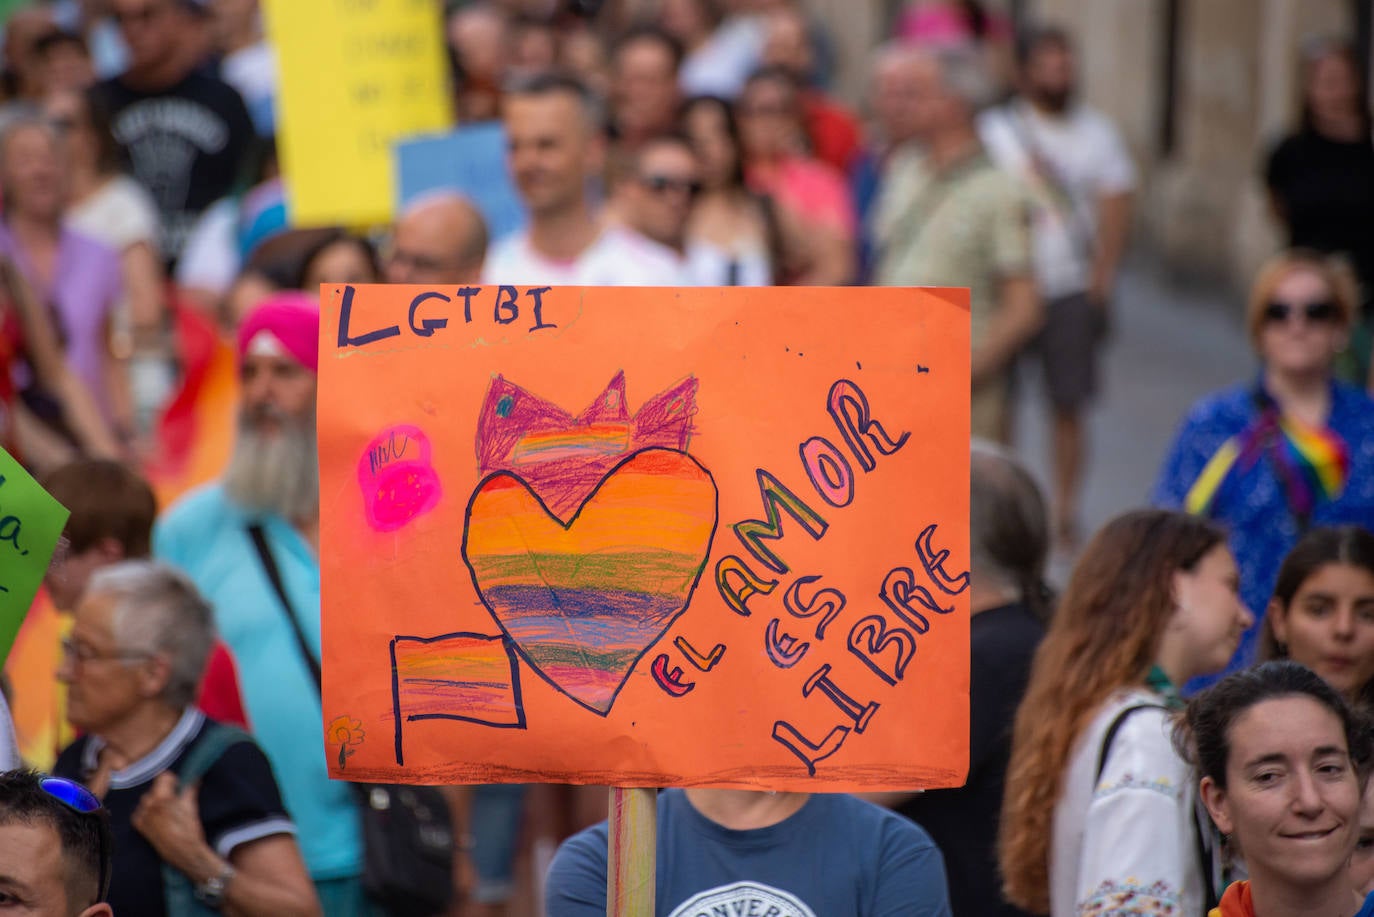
[{"left": 608, "top": 787, "right": 656, "bottom": 916}]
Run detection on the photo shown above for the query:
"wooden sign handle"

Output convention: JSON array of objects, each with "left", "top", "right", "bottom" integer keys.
[{"left": 607, "top": 787, "right": 656, "bottom": 916}]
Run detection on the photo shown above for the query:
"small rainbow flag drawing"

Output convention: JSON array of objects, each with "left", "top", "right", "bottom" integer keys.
[{"left": 390, "top": 631, "right": 525, "bottom": 764}]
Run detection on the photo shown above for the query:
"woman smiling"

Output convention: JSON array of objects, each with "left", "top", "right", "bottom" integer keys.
[{"left": 1179, "top": 661, "right": 1374, "bottom": 917}]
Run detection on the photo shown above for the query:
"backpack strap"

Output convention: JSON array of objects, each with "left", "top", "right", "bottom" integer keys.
[
  {"left": 173, "top": 720, "right": 254, "bottom": 788},
  {"left": 162, "top": 720, "right": 255, "bottom": 916},
  {"left": 1095, "top": 703, "right": 1168, "bottom": 783},
  {"left": 1093, "top": 702, "right": 1220, "bottom": 910}
]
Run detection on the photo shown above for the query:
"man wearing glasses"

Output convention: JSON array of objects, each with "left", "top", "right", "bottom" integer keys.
[
  {"left": 384, "top": 192, "right": 490, "bottom": 286},
  {"left": 608, "top": 133, "right": 704, "bottom": 280},
  {"left": 0, "top": 770, "right": 112, "bottom": 917}
]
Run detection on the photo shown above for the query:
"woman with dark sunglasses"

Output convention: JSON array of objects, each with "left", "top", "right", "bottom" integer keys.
[{"left": 1154, "top": 248, "right": 1374, "bottom": 693}]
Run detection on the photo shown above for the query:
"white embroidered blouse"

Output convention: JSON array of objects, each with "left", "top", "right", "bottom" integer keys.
[{"left": 1049, "top": 687, "right": 1206, "bottom": 917}]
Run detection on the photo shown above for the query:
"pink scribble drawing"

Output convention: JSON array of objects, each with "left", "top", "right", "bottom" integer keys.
[
  {"left": 474, "top": 371, "right": 697, "bottom": 520},
  {"left": 359, "top": 424, "right": 443, "bottom": 532}
]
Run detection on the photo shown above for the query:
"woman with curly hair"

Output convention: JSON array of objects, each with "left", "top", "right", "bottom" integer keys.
[{"left": 999, "top": 509, "right": 1252, "bottom": 916}]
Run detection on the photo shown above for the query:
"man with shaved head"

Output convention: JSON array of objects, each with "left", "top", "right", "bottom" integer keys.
[
  {"left": 384, "top": 191, "right": 489, "bottom": 284},
  {"left": 483, "top": 71, "right": 687, "bottom": 285},
  {"left": 0, "top": 770, "right": 112, "bottom": 917}
]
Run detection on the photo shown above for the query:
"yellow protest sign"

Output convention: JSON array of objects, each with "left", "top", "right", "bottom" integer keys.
[{"left": 263, "top": 0, "right": 452, "bottom": 227}]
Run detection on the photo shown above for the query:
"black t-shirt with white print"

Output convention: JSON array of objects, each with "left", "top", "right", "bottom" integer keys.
[{"left": 96, "top": 70, "right": 255, "bottom": 265}]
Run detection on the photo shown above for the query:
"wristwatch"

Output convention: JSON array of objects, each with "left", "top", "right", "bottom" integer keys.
[{"left": 194, "top": 862, "right": 236, "bottom": 909}]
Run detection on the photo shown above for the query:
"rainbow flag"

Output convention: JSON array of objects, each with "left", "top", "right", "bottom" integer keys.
[
  {"left": 1185, "top": 404, "right": 1348, "bottom": 521},
  {"left": 144, "top": 305, "right": 239, "bottom": 508},
  {"left": 4, "top": 589, "right": 72, "bottom": 770}
]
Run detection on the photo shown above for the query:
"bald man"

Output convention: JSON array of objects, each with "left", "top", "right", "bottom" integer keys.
[{"left": 384, "top": 192, "right": 489, "bottom": 284}]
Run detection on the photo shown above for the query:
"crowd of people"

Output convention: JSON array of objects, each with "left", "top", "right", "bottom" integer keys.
[{"left": 0, "top": 0, "right": 1369, "bottom": 915}]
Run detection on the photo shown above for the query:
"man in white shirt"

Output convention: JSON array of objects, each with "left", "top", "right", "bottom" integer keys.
[
  {"left": 482, "top": 72, "right": 687, "bottom": 286},
  {"left": 607, "top": 134, "right": 701, "bottom": 276},
  {"left": 978, "top": 25, "right": 1136, "bottom": 548}
]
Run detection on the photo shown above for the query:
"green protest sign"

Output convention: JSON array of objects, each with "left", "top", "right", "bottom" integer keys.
[{"left": 0, "top": 449, "right": 68, "bottom": 668}]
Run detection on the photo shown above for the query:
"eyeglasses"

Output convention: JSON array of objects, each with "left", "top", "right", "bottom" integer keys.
[
  {"left": 60, "top": 636, "right": 152, "bottom": 666},
  {"left": 383, "top": 247, "right": 459, "bottom": 277},
  {"left": 39, "top": 776, "right": 110, "bottom": 902},
  {"left": 1263, "top": 299, "right": 1340, "bottom": 325},
  {"left": 640, "top": 174, "right": 703, "bottom": 198}
]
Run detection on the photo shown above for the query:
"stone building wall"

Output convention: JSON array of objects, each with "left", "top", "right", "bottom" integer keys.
[{"left": 1027, "top": 0, "right": 1355, "bottom": 290}]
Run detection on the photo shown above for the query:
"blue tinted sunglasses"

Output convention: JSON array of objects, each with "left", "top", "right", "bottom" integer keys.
[{"left": 39, "top": 776, "right": 110, "bottom": 901}]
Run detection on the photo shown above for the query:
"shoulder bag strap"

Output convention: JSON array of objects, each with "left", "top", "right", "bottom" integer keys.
[
  {"left": 173, "top": 720, "right": 254, "bottom": 788},
  {"left": 1005, "top": 104, "right": 1098, "bottom": 262},
  {"left": 1094, "top": 702, "right": 1220, "bottom": 910},
  {"left": 1095, "top": 703, "right": 1168, "bottom": 783},
  {"left": 246, "top": 523, "right": 321, "bottom": 693},
  {"left": 880, "top": 158, "right": 970, "bottom": 261},
  {"left": 162, "top": 720, "right": 255, "bottom": 917}
]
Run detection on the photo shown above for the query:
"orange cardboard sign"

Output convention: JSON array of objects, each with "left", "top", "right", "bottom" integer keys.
[{"left": 318, "top": 284, "right": 971, "bottom": 791}]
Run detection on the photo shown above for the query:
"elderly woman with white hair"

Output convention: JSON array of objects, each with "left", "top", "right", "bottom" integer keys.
[{"left": 52, "top": 560, "right": 319, "bottom": 917}]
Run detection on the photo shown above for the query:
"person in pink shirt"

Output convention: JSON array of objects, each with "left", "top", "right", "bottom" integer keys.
[{"left": 737, "top": 66, "right": 855, "bottom": 283}]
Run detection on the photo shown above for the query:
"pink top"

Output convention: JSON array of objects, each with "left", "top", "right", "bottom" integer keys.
[
  {"left": 896, "top": 2, "right": 1012, "bottom": 46},
  {"left": 747, "top": 156, "right": 857, "bottom": 238}
]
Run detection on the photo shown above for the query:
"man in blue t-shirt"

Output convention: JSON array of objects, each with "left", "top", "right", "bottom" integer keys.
[{"left": 546, "top": 788, "right": 951, "bottom": 916}]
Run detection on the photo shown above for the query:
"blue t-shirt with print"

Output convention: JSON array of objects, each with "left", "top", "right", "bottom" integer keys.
[{"left": 546, "top": 789, "right": 951, "bottom": 917}]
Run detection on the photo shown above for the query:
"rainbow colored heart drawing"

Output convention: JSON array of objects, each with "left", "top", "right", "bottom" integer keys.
[{"left": 462, "top": 447, "right": 717, "bottom": 716}]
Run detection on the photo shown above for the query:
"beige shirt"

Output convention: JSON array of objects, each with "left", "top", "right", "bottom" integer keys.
[
  {"left": 874, "top": 144, "right": 1033, "bottom": 344},
  {"left": 873, "top": 145, "right": 1033, "bottom": 438}
]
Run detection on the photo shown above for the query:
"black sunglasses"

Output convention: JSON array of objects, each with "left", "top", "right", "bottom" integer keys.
[
  {"left": 39, "top": 776, "right": 110, "bottom": 902},
  {"left": 640, "top": 174, "right": 703, "bottom": 198},
  {"left": 1263, "top": 299, "right": 1340, "bottom": 325}
]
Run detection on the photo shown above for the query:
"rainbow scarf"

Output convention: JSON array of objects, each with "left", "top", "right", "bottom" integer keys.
[
  {"left": 1211, "top": 882, "right": 1374, "bottom": 917},
  {"left": 1185, "top": 384, "right": 1348, "bottom": 525},
  {"left": 1208, "top": 881, "right": 1252, "bottom": 917}
]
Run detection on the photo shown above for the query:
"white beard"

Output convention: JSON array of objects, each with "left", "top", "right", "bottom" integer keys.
[{"left": 223, "top": 405, "right": 319, "bottom": 522}]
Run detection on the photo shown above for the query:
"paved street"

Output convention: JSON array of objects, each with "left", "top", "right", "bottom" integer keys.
[{"left": 1009, "top": 254, "right": 1257, "bottom": 584}]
